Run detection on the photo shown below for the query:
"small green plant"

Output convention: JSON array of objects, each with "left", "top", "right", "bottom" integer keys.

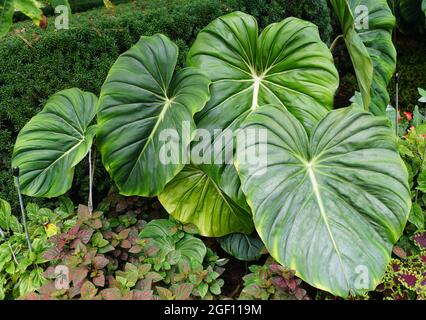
[
  {"left": 239, "top": 257, "right": 309, "bottom": 300},
  {"left": 0, "top": 197, "right": 75, "bottom": 299},
  {"left": 22, "top": 203, "right": 227, "bottom": 300}
]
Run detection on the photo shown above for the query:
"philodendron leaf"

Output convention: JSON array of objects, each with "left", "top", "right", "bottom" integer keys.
[
  {"left": 423, "top": 0, "right": 426, "bottom": 16},
  {"left": 14, "top": 0, "right": 43, "bottom": 25},
  {"left": 236, "top": 105, "right": 411, "bottom": 297},
  {"left": 161, "top": 12, "right": 338, "bottom": 237},
  {"left": 97, "top": 34, "right": 210, "bottom": 196},
  {"left": 188, "top": 11, "right": 338, "bottom": 135},
  {"left": 330, "top": 0, "right": 396, "bottom": 115},
  {"left": 175, "top": 234, "right": 206, "bottom": 264},
  {"left": 217, "top": 233, "right": 266, "bottom": 261},
  {"left": 0, "top": 0, "right": 14, "bottom": 37},
  {"left": 158, "top": 166, "right": 253, "bottom": 237},
  {"left": 12, "top": 88, "right": 97, "bottom": 197}
]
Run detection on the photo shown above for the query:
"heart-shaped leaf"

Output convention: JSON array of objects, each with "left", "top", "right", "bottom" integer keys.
[
  {"left": 158, "top": 166, "right": 253, "bottom": 237},
  {"left": 160, "top": 12, "right": 338, "bottom": 237},
  {"left": 217, "top": 232, "right": 266, "bottom": 261},
  {"left": 97, "top": 34, "right": 210, "bottom": 196},
  {"left": 236, "top": 105, "right": 411, "bottom": 297},
  {"left": 12, "top": 88, "right": 97, "bottom": 197},
  {"left": 330, "top": 0, "right": 396, "bottom": 115}
]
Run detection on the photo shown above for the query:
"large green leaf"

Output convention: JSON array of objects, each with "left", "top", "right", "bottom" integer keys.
[
  {"left": 160, "top": 12, "right": 338, "bottom": 237},
  {"left": 423, "top": 0, "right": 426, "bottom": 16},
  {"left": 158, "top": 166, "right": 253, "bottom": 237},
  {"left": 97, "top": 34, "right": 210, "bottom": 197},
  {"left": 12, "top": 88, "right": 97, "bottom": 197},
  {"left": 235, "top": 105, "right": 411, "bottom": 297},
  {"left": 0, "top": 0, "right": 14, "bottom": 37},
  {"left": 217, "top": 233, "right": 266, "bottom": 261},
  {"left": 330, "top": 0, "right": 396, "bottom": 115},
  {"left": 188, "top": 11, "right": 338, "bottom": 133},
  {"left": 14, "top": 0, "right": 43, "bottom": 25}
]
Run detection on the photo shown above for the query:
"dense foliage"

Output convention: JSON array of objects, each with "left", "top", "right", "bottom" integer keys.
[
  {"left": 0, "top": 0, "right": 425, "bottom": 301},
  {"left": 0, "top": 0, "right": 334, "bottom": 208}
]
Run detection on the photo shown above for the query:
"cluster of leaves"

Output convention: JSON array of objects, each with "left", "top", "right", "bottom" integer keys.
[
  {"left": 239, "top": 257, "right": 309, "bottom": 300},
  {"left": 377, "top": 232, "right": 426, "bottom": 299},
  {"left": 0, "top": 197, "right": 75, "bottom": 299},
  {"left": 22, "top": 205, "right": 227, "bottom": 300},
  {"left": 396, "top": 88, "right": 426, "bottom": 231},
  {"left": 0, "top": 0, "right": 334, "bottom": 209}
]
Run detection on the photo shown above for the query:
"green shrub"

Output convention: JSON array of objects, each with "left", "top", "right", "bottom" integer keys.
[{"left": 0, "top": 0, "right": 334, "bottom": 207}]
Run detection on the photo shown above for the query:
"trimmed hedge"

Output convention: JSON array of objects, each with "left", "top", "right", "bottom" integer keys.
[{"left": 0, "top": 0, "right": 333, "bottom": 206}]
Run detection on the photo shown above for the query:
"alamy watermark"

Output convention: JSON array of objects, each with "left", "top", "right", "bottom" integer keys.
[{"left": 159, "top": 121, "right": 268, "bottom": 176}]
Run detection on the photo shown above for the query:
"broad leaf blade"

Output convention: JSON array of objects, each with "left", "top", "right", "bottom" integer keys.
[
  {"left": 236, "top": 105, "right": 411, "bottom": 297},
  {"left": 166, "top": 12, "right": 338, "bottom": 237},
  {"left": 97, "top": 34, "right": 210, "bottom": 197},
  {"left": 158, "top": 166, "right": 253, "bottom": 237},
  {"left": 12, "top": 88, "right": 97, "bottom": 197},
  {"left": 217, "top": 233, "right": 266, "bottom": 261},
  {"left": 0, "top": 0, "right": 14, "bottom": 37},
  {"left": 14, "top": 0, "right": 43, "bottom": 25}
]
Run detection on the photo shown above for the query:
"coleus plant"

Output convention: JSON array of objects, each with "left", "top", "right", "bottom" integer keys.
[{"left": 11, "top": 8, "right": 409, "bottom": 297}]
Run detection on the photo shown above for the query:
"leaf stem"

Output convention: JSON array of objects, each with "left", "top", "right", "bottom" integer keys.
[
  {"left": 88, "top": 148, "right": 93, "bottom": 215},
  {"left": 330, "top": 34, "right": 343, "bottom": 52},
  {"left": 13, "top": 170, "right": 32, "bottom": 253}
]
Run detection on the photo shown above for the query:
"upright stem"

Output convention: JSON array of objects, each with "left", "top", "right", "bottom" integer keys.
[
  {"left": 330, "top": 34, "right": 343, "bottom": 52},
  {"left": 395, "top": 72, "right": 399, "bottom": 136},
  {"left": 88, "top": 148, "right": 93, "bottom": 215},
  {"left": 13, "top": 169, "right": 32, "bottom": 253}
]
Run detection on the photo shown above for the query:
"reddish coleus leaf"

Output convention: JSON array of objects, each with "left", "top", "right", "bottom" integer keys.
[
  {"left": 136, "top": 278, "right": 152, "bottom": 291},
  {"left": 156, "top": 286, "right": 174, "bottom": 300},
  {"left": 118, "top": 229, "right": 130, "bottom": 240},
  {"left": 271, "top": 276, "right": 287, "bottom": 289},
  {"left": 90, "top": 219, "right": 103, "bottom": 229},
  {"left": 71, "top": 267, "right": 88, "bottom": 288},
  {"left": 67, "top": 222, "right": 82, "bottom": 239},
  {"left": 22, "top": 292, "right": 41, "bottom": 300},
  {"left": 133, "top": 290, "right": 153, "bottom": 300},
  {"left": 78, "top": 205, "right": 91, "bottom": 221},
  {"left": 120, "top": 239, "right": 131, "bottom": 249},
  {"left": 101, "top": 288, "right": 122, "bottom": 300},
  {"left": 38, "top": 282, "right": 57, "bottom": 296},
  {"left": 77, "top": 229, "right": 94, "bottom": 244},
  {"left": 392, "top": 246, "right": 407, "bottom": 259},
  {"left": 42, "top": 246, "right": 61, "bottom": 261},
  {"left": 173, "top": 283, "right": 193, "bottom": 300},
  {"left": 49, "top": 234, "right": 68, "bottom": 251},
  {"left": 294, "top": 287, "right": 307, "bottom": 300},
  {"left": 128, "top": 245, "right": 142, "bottom": 254},
  {"left": 93, "top": 273, "right": 105, "bottom": 287},
  {"left": 81, "top": 281, "right": 97, "bottom": 299},
  {"left": 92, "top": 255, "right": 109, "bottom": 269}
]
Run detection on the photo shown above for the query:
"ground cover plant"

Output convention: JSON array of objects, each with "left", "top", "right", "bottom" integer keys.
[{"left": 0, "top": 0, "right": 425, "bottom": 301}]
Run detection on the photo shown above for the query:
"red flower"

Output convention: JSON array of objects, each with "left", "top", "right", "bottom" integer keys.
[{"left": 403, "top": 111, "right": 413, "bottom": 121}]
